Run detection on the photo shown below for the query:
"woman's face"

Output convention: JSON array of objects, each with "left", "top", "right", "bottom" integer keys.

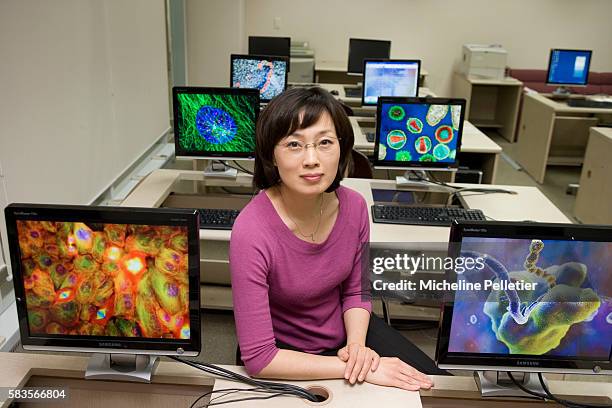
[{"left": 273, "top": 110, "right": 341, "bottom": 197}]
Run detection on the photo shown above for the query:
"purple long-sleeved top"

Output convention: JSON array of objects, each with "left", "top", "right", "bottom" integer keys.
[{"left": 229, "top": 186, "right": 372, "bottom": 375}]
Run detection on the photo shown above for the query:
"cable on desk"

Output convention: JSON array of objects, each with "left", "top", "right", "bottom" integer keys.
[
  {"left": 169, "top": 356, "right": 319, "bottom": 405},
  {"left": 230, "top": 160, "right": 254, "bottom": 176}
]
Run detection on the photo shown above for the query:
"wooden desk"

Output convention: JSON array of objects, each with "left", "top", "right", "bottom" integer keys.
[
  {"left": 315, "top": 60, "right": 429, "bottom": 87},
  {"left": 574, "top": 127, "right": 612, "bottom": 224},
  {"left": 121, "top": 172, "right": 569, "bottom": 313},
  {"left": 515, "top": 93, "right": 612, "bottom": 183},
  {"left": 2, "top": 352, "right": 610, "bottom": 408},
  {"left": 452, "top": 73, "right": 523, "bottom": 142},
  {"left": 350, "top": 117, "right": 502, "bottom": 183}
]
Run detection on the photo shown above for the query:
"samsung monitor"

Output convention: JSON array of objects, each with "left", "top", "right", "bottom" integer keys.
[
  {"left": 5, "top": 204, "right": 201, "bottom": 382},
  {"left": 546, "top": 49, "right": 592, "bottom": 88},
  {"left": 173, "top": 87, "right": 259, "bottom": 176},
  {"left": 362, "top": 59, "right": 421, "bottom": 106},
  {"left": 248, "top": 36, "right": 291, "bottom": 70},
  {"left": 437, "top": 221, "right": 611, "bottom": 397},
  {"left": 373, "top": 97, "right": 465, "bottom": 174},
  {"left": 230, "top": 54, "right": 288, "bottom": 103},
  {"left": 347, "top": 38, "right": 391, "bottom": 75}
]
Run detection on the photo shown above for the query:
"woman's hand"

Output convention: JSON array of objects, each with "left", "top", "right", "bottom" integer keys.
[
  {"left": 337, "top": 343, "right": 380, "bottom": 384},
  {"left": 364, "top": 357, "right": 433, "bottom": 391}
]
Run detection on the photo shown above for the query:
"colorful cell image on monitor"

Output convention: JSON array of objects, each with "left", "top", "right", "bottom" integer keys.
[
  {"left": 16, "top": 220, "right": 191, "bottom": 340},
  {"left": 175, "top": 91, "right": 257, "bottom": 155},
  {"left": 378, "top": 102, "right": 461, "bottom": 164},
  {"left": 232, "top": 58, "right": 287, "bottom": 101},
  {"left": 448, "top": 237, "right": 611, "bottom": 359}
]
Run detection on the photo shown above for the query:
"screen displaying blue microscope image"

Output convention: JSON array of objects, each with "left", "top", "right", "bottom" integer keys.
[
  {"left": 377, "top": 102, "right": 462, "bottom": 165},
  {"left": 363, "top": 61, "right": 419, "bottom": 105},
  {"left": 547, "top": 49, "right": 592, "bottom": 86},
  {"left": 232, "top": 57, "right": 287, "bottom": 102},
  {"left": 448, "top": 237, "right": 611, "bottom": 359}
]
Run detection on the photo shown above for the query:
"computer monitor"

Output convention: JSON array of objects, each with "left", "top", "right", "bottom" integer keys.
[
  {"left": 373, "top": 97, "right": 466, "bottom": 172},
  {"left": 173, "top": 87, "right": 259, "bottom": 176},
  {"left": 546, "top": 49, "right": 592, "bottom": 88},
  {"left": 230, "top": 54, "right": 288, "bottom": 103},
  {"left": 362, "top": 59, "right": 421, "bottom": 106},
  {"left": 347, "top": 38, "right": 391, "bottom": 75},
  {"left": 437, "top": 221, "right": 611, "bottom": 397},
  {"left": 248, "top": 36, "right": 291, "bottom": 70},
  {"left": 5, "top": 204, "right": 201, "bottom": 382}
]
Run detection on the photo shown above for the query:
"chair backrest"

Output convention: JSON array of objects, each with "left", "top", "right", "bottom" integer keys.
[{"left": 347, "top": 149, "right": 373, "bottom": 179}]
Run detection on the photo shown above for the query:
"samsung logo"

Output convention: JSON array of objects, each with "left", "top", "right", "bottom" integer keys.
[
  {"left": 516, "top": 361, "right": 539, "bottom": 367},
  {"left": 14, "top": 211, "right": 38, "bottom": 216},
  {"left": 464, "top": 228, "right": 487, "bottom": 233},
  {"left": 99, "top": 342, "right": 123, "bottom": 348}
]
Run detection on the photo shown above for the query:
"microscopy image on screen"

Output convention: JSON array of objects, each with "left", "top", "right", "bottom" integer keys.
[
  {"left": 377, "top": 103, "right": 461, "bottom": 164},
  {"left": 448, "top": 238, "right": 611, "bottom": 359},
  {"left": 232, "top": 58, "right": 287, "bottom": 101},
  {"left": 363, "top": 62, "right": 419, "bottom": 104},
  {"left": 16, "top": 220, "right": 191, "bottom": 339},
  {"left": 175, "top": 92, "right": 257, "bottom": 155}
]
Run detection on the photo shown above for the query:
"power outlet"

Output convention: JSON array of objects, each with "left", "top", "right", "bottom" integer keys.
[{"left": 273, "top": 17, "right": 281, "bottom": 30}]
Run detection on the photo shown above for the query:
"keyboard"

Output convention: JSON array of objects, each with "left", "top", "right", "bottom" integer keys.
[
  {"left": 371, "top": 205, "right": 486, "bottom": 226},
  {"left": 366, "top": 132, "right": 376, "bottom": 143},
  {"left": 198, "top": 208, "right": 240, "bottom": 230},
  {"left": 567, "top": 99, "right": 612, "bottom": 109},
  {"left": 344, "top": 87, "right": 362, "bottom": 98}
]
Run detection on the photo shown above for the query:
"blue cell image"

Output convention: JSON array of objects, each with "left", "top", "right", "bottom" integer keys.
[
  {"left": 232, "top": 58, "right": 287, "bottom": 102},
  {"left": 195, "top": 106, "right": 237, "bottom": 145}
]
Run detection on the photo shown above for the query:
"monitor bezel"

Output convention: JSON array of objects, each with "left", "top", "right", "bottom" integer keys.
[
  {"left": 5, "top": 203, "right": 202, "bottom": 356},
  {"left": 436, "top": 220, "right": 612, "bottom": 374},
  {"left": 373, "top": 96, "right": 466, "bottom": 170},
  {"left": 361, "top": 59, "right": 422, "bottom": 106},
  {"left": 248, "top": 36, "right": 291, "bottom": 59},
  {"left": 545, "top": 48, "right": 593, "bottom": 87},
  {"left": 347, "top": 38, "right": 392, "bottom": 75},
  {"left": 172, "top": 86, "right": 260, "bottom": 159},
  {"left": 230, "top": 54, "right": 289, "bottom": 103}
]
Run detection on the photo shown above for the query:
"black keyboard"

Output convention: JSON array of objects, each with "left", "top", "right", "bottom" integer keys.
[
  {"left": 371, "top": 205, "right": 486, "bottom": 226},
  {"left": 344, "top": 87, "right": 362, "bottom": 98},
  {"left": 567, "top": 99, "right": 612, "bottom": 109},
  {"left": 198, "top": 208, "right": 240, "bottom": 230},
  {"left": 366, "top": 132, "right": 376, "bottom": 143}
]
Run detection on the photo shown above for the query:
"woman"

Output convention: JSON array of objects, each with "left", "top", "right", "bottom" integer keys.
[{"left": 229, "top": 87, "right": 446, "bottom": 392}]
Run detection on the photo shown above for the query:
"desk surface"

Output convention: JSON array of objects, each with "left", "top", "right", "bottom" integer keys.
[
  {"left": 526, "top": 91, "right": 612, "bottom": 114},
  {"left": 318, "top": 83, "right": 434, "bottom": 104},
  {"left": 1, "top": 352, "right": 610, "bottom": 408},
  {"left": 121, "top": 172, "right": 570, "bottom": 244},
  {"left": 351, "top": 116, "right": 502, "bottom": 154},
  {"left": 460, "top": 74, "right": 523, "bottom": 86}
]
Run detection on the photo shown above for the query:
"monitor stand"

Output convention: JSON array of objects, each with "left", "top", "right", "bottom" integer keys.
[
  {"left": 203, "top": 161, "right": 237, "bottom": 178},
  {"left": 395, "top": 169, "right": 455, "bottom": 189},
  {"left": 550, "top": 86, "right": 572, "bottom": 100},
  {"left": 85, "top": 353, "right": 159, "bottom": 383},
  {"left": 475, "top": 371, "right": 547, "bottom": 398}
]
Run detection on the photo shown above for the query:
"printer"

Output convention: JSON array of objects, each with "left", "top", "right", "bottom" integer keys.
[
  {"left": 461, "top": 44, "right": 507, "bottom": 79},
  {"left": 289, "top": 41, "right": 315, "bottom": 83}
]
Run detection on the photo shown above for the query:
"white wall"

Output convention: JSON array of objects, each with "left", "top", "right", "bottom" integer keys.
[
  {"left": 0, "top": 0, "right": 170, "bottom": 205},
  {"left": 239, "top": 0, "right": 612, "bottom": 95},
  {"left": 186, "top": 0, "right": 245, "bottom": 86}
]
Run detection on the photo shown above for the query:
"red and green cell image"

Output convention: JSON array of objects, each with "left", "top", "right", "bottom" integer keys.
[
  {"left": 406, "top": 117, "right": 423, "bottom": 134},
  {"left": 419, "top": 154, "right": 436, "bottom": 162},
  {"left": 435, "top": 125, "right": 454, "bottom": 144},
  {"left": 176, "top": 93, "right": 256, "bottom": 154},
  {"left": 396, "top": 151, "right": 413, "bottom": 161},
  {"left": 386, "top": 130, "right": 407, "bottom": 150},
  {"left": 388, "top": 105, "right": 406, "bottom": 121},
  {"left": 414, "top": 136, "right": 432, "bottom": 154},
  {"left": 433, "top": 143, "right": 451, "bottom": 160},
  {"left": 16, "top": 220, "right": 191, "bottom": 340}
]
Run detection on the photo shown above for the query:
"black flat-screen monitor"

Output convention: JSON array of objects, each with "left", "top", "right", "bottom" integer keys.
[
  {"left": 373, "top": 97, "right": 465, "bottom": 170},
  {"left": 230, "top": 54, "right": 288, "bottom": 102},
  {"left": 5, "top": 204, "right": 201, "bottom": 356},
  {"left": 546, "top": 49, "right": 592, "bottom": 86},
  {"left": 173, "top": 87, "right": 259, "bottom": 159},
  {"left": 362, "top": 59, "right": 421, "bottom": 106},
  {"left": 248, "top": 36, "right": 291, "bottom": 70},
  {"left": 347, "top": 38, "right": 391, "bottom": 75},
  {"left": 437, "top": 221, "right": 611, "bottom": 375}
]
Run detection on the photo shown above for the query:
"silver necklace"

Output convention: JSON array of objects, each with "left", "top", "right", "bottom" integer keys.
[{"left": 279, "top": 187, "right": 325, "bottom": 242}]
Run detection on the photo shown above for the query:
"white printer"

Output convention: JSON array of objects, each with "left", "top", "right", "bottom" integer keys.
[
  {"left": 461, "top": 44, "right": 507, "bottom": 79},
  {"left": 289, "top": 41, "right": 315, "bottom": 83}
]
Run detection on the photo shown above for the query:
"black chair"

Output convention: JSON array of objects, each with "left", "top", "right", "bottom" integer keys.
[{"left": 347, "top": 149, "right": 373, "bottom": 179}]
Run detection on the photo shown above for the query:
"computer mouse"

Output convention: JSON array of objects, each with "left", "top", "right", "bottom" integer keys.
[{"left": 330, "top": 90, "right": 339, "bottom": 96}]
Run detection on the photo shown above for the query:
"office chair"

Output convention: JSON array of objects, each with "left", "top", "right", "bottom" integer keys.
[{"left": 347, "top": 149, "right": 373, "bottom": 179}]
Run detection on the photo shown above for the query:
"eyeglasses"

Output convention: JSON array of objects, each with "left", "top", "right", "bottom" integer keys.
[{"left": 277, "top": 137, "right": 341, "bottom": 156}]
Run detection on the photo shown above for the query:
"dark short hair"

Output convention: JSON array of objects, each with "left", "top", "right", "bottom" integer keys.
[{"left": 253, "top": 87, "right": 354, "bottom": 192}]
